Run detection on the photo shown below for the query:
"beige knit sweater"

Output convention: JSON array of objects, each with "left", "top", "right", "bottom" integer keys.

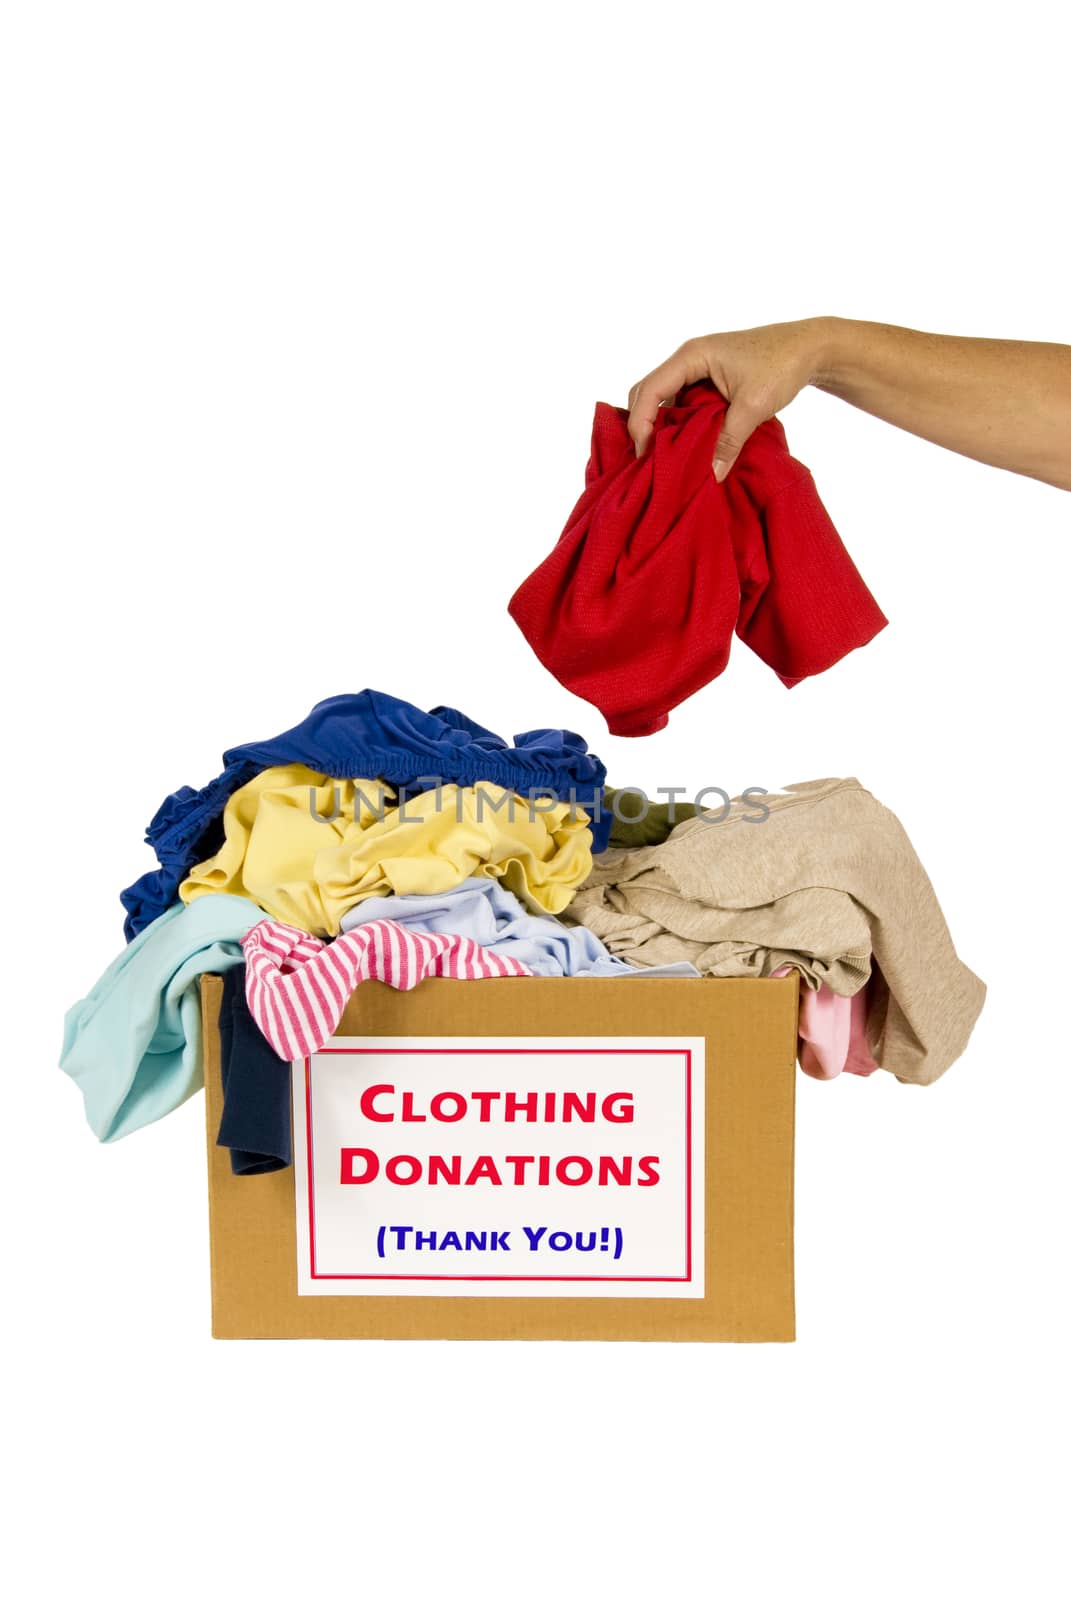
[{"left": 566, "top": 778, "right": 985, "bottom": 1085}]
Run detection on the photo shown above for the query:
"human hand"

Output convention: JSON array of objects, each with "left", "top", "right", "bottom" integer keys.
[{"left": 627, "top": 317, "right": 834, "bottom": 480}]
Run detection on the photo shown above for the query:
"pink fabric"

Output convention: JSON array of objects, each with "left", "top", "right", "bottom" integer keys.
[
  {"left": 797, "top": 982, "right": 851, "bottom": 1080},
  {"left": 772, "top": 966, "right": 881, "bottom": 1080},
  {"left": 242, "top": 918, "right": 532, "bottom": 1060},
  {"left": 842, "top": 990, "right": 880, "bottom": 1077},
  {"left": 798, "top": 985, "right": 879, "bottom": 1080}
]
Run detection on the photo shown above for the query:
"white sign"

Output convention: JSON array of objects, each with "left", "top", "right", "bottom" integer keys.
[{"left": 293, "top": 1035, "right": 705, "bottom": 1297}]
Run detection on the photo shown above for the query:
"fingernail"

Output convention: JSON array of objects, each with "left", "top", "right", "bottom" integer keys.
[{"left": 713, "top": 459, "right": 729, "bottom": 483}]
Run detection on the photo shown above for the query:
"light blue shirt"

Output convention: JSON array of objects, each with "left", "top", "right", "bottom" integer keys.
[
  {"left": 341, "top": 879, "right": 699, "bottom": 979},
  {"left": 60, "top": 895, "right": 262, "bottom": 1142}
]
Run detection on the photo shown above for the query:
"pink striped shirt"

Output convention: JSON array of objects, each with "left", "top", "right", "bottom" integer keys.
[{"left": 241, "top": 917, "right": 532, "bottom": 1060}]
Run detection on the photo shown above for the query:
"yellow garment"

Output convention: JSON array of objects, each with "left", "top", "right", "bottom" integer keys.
[
  {"left": 179, "top": 765, "right": 593, "bottom": 934},
  {"left": 179, "top": 765, "right": 396, "bottom": 932}
]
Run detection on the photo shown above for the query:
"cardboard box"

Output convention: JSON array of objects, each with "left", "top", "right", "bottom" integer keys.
[{"left": 201, "top": 972, "right": 798, "bottom": 1341}]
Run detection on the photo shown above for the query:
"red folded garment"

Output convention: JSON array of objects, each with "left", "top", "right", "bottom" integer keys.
[{"left": 508, "top": 381, "right": 888, "bottom": 736}]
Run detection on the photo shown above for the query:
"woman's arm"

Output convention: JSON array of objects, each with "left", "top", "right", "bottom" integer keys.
[{"left": 627, "top": 317, "right": 1071, "bottom": 491}]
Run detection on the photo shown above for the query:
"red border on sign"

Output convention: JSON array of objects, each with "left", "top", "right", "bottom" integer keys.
[{"left": 303, "top": 1047, "right": 695, "bottom": 1283}]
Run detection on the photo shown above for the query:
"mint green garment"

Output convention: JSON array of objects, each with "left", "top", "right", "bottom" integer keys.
[{"left": 60, "top": 895, "right": 263, "bottom": 1142}]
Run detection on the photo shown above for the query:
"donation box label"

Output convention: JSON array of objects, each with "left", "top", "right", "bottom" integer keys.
[{"left": 293, "top": 1036, "right": 705, "bottom": 1297}]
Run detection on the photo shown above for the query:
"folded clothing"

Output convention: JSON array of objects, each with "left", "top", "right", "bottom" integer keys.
[
  {"left": 217, "top": 965, "right": 292, "bottom": 1175},
  {"left": 564, "top": 777, "right": 985, "bottom": 1085},
  {"left": 242, "top": 918, "right": 532, "bottom": 1060},
  {"left": 60, "top": 895, "right": 262, "bottom": 1141},
  {"left": 121, "top": 690, "right": 610, "bottom": 940},
  {"left": 509, "top": 381, "right": 887, "bottom": 736},
  {"left": 180, "top": 768, "right": 594, "bottom": 933},
  {"left": 339, "top": 877, "right": 695, "bottom": 977}
]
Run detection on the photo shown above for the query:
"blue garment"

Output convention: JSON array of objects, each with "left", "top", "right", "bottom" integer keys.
[
  {"left": 339, "top": 879, "right": 699, "bottom": 978},
  {"left": 120, "top": 690, "right": 610, "bottom": 939},
  {"left": 60, "top": 895, "right": 262, "bottom": 1141},
  {"left": 217, "top": 965, "right": 292, "bottom": 1175}
]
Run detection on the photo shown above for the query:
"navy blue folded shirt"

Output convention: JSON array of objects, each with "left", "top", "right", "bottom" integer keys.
[
  {"left": 216, "top": 966, "right": 293, "bottom": 1176},
  {"left": 120, "top": 689, "right": 609, "bottom": 939}
]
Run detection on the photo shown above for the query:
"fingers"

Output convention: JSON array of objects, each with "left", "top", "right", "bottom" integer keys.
[
  {"left": 628, "top": 342, "right": 709, "bottom": 457},
  {"left": 712, "top": 398, "right": 762, "bottom": 482}
]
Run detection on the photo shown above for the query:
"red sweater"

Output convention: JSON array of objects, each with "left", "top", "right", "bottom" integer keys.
[{"left": 509, "top": 381, "right": 888, "bottom": 736}]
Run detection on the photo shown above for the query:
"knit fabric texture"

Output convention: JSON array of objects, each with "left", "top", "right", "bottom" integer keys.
[
  {"left": 509, "top": 381, "right": 888, "bottom": 736},
  {"left": 563, "top": 778, "right": 985, "bottom": 1086}
]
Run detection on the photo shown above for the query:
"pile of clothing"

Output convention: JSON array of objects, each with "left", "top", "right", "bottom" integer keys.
[{"left": 59, "top": 690, "right": 985, "bottom": 1177}]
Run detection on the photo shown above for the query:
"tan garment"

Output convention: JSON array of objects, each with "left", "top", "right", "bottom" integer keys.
[{"left": 564, "top": 778, "right": 985, "bottom": 1085}]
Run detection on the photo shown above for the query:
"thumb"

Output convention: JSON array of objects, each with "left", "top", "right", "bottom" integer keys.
[{"left": 712, "top": 400, "right": 758, "bottom": 482}]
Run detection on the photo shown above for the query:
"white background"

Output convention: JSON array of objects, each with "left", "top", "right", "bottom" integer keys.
[{"left": 2, "top": 2, "right": 1068, "bottom": 1595}]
